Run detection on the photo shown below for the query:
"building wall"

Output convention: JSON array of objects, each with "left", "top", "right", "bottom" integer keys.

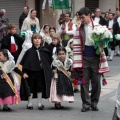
[
  {"left": 26, "top": 0, "right": 35, "bottom": 9},
  {"left": 99, "top": 0, "right": 116, "bottom": 13},
  {"left": 26, "top": 0, "right": 56, "bottom": 28},
  {"left": 74, "top": 0, "right": 85, "bottom": 14}
]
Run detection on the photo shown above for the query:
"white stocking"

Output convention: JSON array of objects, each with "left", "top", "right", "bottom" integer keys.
[
  {"left": 28, "top": 93, "right": 33, "bottom": 106},
  {"left": 115, "top": 46, "right": 120, "bottom": 54},
  {"left": 110, "top": 50, "right": 114, "bottom": 59},
  {"left": 37, "top": 92, "right": 42, "bottom": 107}
]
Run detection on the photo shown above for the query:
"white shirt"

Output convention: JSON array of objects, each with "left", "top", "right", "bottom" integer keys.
[
  {"left": 108, "top": 20, "right": 114, "bottom": 29},
  {"left": 94, "top": 17, "right": 100, "bottom": 24},
  {"left": 84, "top": 22, "right": 99, "bottom": 46},
  {"left": 58, "top": 21, "right": 76, "bottom": 35},
  {"left": 117, "top": 17, "right": 120, "bottom": 27}
]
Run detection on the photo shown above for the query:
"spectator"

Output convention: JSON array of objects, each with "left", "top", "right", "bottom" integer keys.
[{"left": 19, "top": 6, "right": 29, "bottom": 30}]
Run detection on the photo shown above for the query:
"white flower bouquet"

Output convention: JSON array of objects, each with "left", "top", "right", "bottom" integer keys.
[
  {"left": 115, "top": 34, "right": 120, "bottom": 40},
  {"left": 91, "top": 26, "right": 113, "bottom": 54},
  {"left": 52, "top": 60, "right": 63, "bottom": 70}
]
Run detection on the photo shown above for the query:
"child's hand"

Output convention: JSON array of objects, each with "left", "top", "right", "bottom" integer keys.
[
  {"left": 23, "top": 73, "right": 29, "bottom": 79},
  {"left": 52, "top": 69, "right": 57, "bottom": 74}
]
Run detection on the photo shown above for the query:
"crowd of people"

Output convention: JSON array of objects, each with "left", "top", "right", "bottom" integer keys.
[{"left": 0, "top": 5, "right": 120, "bottom": 119}]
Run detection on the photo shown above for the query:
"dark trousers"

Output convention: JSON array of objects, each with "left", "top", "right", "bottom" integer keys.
[
  {"left": 81, "top": 56, "right": 101, "bottom": 108},
  {"left": 112, "top": 107, "right": 120, "bottom": 120}
]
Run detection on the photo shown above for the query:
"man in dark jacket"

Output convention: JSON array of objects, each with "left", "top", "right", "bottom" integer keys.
[
  {"left": 92, "top": 8, "right": 107, "bottom": 26},
  {"left": 19, "top": 6, "right": 29, "bottom": 30}
]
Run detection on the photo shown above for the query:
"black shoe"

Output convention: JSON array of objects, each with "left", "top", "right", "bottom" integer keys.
[
  {"left": 3, "top": 107, "right": 12, "bottom": 111},
  {"left": 38, "top": 105, "right": 44, "bottom": 110},
  {"left": 55, "top": 103, "right": 64, "bottom": 109},
  {"left": 81, "top": 107, "right": 90, "bottom": 112},
  {"left": 27, "top": 105, "right": 33, "bottom": 110},
  {"left": 91, "top": 106, "right": 99, "bottom": 111},
  {"left": 74, "top": 88, "right": 79, "bottom": 93}
]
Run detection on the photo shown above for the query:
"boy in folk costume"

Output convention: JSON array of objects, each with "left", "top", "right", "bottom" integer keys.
[
  {"left": 73, "top": 7, "right": 109, "bottom": 112},
  {"left": 20, "top": 33, "right": 52, "bottom": 110},
  {"left": 58, "top": 13, "right": 76, "bottom": 47},
  {"left": 1, "top": 24, "right": 24, "bottom": 63}
]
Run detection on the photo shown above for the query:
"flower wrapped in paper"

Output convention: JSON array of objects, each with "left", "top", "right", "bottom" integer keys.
[
  {"left": 52, "top": 59, "right": 73, "bottom": 82},
  {"left": 115, "top": 34, "right": 120, "bottom": 40},
  {"left": 20, "top": 30, "right": 27, "bottom": 39},
  {"left": 91, "top": 26, "right": 113, "bottom": 55}
]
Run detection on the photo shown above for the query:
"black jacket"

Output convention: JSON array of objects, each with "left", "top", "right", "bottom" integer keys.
[
  {"left": 1, "top": 33, "right": 24, "bottom": 62},
  {"left": 19, "top": 12, "right": 28, "bottom": 30},
  {"left": 92, "top": 16, "right": 107, "bottom": 26},
  {"left": 47, "top": 43, "right": 61, "bottom": 60},
  {"left": 20, "top": 45, "right": 52, "bottom": 99}
]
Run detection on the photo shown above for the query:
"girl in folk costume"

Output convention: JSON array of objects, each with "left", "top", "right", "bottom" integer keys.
[
  {"left": 21, "top": 9, "right": 40, "bottom": 33},
  {"left": 20, "top": 33, "right": 52, "bottom": 110},
  {"left": 47, "top": 33, "right": 61, "bottom": 60},
  {"left": 40, "top": 24, "right": 52, "bottom": 46},
  {"left": 1, "top": 24, "right": 24, "bottom": 63},
  {"left": 73, "top": 7, "right": 109, "bottom": 112},
  {"left": 49, "top": 26, "right": 56, "bottom": 38},
  {"left": 49, "top": 46, "right": 74, "bottom": 109},
  {"left": 66, "top": 39, "right": 80, "bottom": 92},
  {"left": 0, "top": 49, "right": 28, "bottom": 111},
  {"left": 65, "top": 38, "right": 73, "bottom": 60}
]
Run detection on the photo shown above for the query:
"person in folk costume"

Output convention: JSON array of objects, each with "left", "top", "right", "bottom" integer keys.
[
  {"left": 46, "top": 33, "right": 61, "bottom": 61},
  {"left": 0, "top": 20, "right": 7, "bottom": 47},
  {"left": 106, "top": 13, "right": 116, "bottom": 61},
  {"left": 0, "top": 49, "right": 28, "bottom": 111},
  {"left": 49, "top": 26, "right": 57, "bottom": 38},
  {"left": 73, "top": 7, "right": 110, "bottom": 112},
  {"left": 20, "top": 33, "right": 52, "bottom": 110},
  {"left": 16, "top": 9, "right": 40, "bottom": 67},
  {"left": 65, "top": 38, "right": 79, "bottom": 92},
  {"left": 72, "top": 11, "right": 81, "bottom": 29},
  {"left": 66, "top": 38, "right": 73, "bottom": 60},
  {"left": 112, "top": 83, "right": 120, "bottom": 120},
  {"left": 1, "top": 24, "right": 24, "bottom": 63},
  {"left": 92, "top": 8, "right": 107, "bottom": 26},
  {"left": 104, "top": 11, "right": 109, "bottom": 21},
  {"left": 114, "top": 9, "right": 120, "bottom": 56},
  {"left": 58, "top": 13, "right": 76, "bottom": 47},
  {"left": 92, "top": 8, "right": 108, "bottom": 57},
  {"left": 40, "top": 24, "right": 52, "bottom": 46},
  {"left": 0, "top": 11, "right": 8, "bottom": 39},
  {"left": 49, "top": 46, "right": 74, "bottom": 109},
  {"left": 21, "top": 8, "right": 40, "bottom": 33},
  {"left": 19, "top": 6, "right": 29, "bottom": 30}
]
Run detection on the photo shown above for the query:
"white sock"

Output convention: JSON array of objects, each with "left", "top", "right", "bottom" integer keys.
[
  {"left": 28, "top": 93, "right": 33, "bottom": 106},
  {"left": 110, "top": 50, "right": 114, "bottom": 59},
  {"left": 37, "top": 92, "right": 42, "bottom": 107},
  {"left": 115, "top": 46, "right": 120, "bottom": 54},
  {"left": 108, "top": 48, "right": 111, "bottom": 56}
]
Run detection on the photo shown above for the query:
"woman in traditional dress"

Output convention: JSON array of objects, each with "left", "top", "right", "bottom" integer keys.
[
  {"left": 16, "top": 9, "right": 40, "bottom": 66},
  {"left": 21, "top": 9, "right": 40, "bottom": 33},
  {"left": 40, "top": 24, "right": 52, "bottom": 46}
]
